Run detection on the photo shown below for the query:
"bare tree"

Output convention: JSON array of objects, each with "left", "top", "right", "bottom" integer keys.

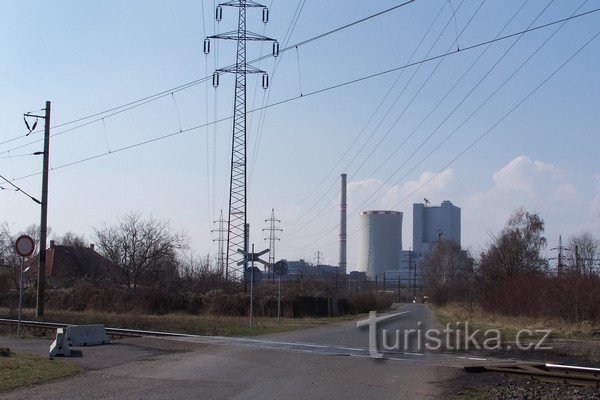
[
  {"left": 93, "top": 213, "right": 188, "bottom": 291},
  {"left": 0, "top": 223, "right": 19, "bottom": 290},
  {"left": 478, "top": 208, "right": 547, "bottom": 287},
  {"left": 567, "top": 231, "right": 600, "bottom": 275},
  {"left": 422, "top": 239, "right": 472, "bottom": 305},
  {"left": 55, "top": 232, "right": 88, "bottom": 247}
]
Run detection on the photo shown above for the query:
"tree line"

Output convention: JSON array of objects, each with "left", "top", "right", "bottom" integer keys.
[
  {"left": 422, "top": 207, "right": 600, "bottom": 322},
  {"left": 0, "top": 212, "right": 391, "bottom": 316}
]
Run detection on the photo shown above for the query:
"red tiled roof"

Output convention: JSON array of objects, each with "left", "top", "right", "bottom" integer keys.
[{"left": 25, "top": 245, "right": 117, "bottom": 284}]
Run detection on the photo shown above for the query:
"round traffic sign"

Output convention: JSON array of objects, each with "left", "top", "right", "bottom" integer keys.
[
  {"left": 15, "top": 235, "right": 35, "bottom": 257},
  {"left": 273, "top": 260, "right": 288, "bottom": 276},
  {"left": 244, "top": 266, "right": 263, "bottom": 284}
]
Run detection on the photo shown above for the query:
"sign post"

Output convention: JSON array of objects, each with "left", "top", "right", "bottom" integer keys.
[
  {"left": 14, "top": 235, "right": 35, "bottom": 338},
  {"left": 239, "top": 247, "right": 269, "bottom": 327}
]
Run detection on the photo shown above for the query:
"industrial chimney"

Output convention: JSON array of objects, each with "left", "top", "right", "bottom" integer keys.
[{"left": 339, "top": 173, "right": 347, "bottom": 273}]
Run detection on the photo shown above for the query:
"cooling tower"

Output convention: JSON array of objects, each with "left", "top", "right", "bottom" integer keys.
[{"left": 356, "top": 211, "right": 403, "bottom": 279}]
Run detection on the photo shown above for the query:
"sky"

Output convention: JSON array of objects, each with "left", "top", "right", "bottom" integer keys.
[{"left": 1, "top": 0, "right": 599, "bottom": 268}]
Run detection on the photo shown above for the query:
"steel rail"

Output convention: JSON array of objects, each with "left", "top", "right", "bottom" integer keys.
[
  {"left": 0, "top": 318, "right": 198, "bottom": 338},
  {"left": 464, "top": 361, "right": 600, "bottom": 387}
]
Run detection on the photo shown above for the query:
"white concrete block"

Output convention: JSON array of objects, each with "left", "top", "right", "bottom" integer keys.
[
  {"left": 66, "top": 324, "right": 110, "bottom": 346},
  {"left": 49, "top": 328, "right": 71, "bottom": 357}
]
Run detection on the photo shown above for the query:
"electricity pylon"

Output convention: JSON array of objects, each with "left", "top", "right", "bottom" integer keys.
[
  {"left": 212, "top": 210, "right": 227, "bottom": 274},
  {"left": 205, "top": 0, "right": 278, "bottom": 279},
  {"left": 263, "top": 208, "right": 282, "bottom": 282}
]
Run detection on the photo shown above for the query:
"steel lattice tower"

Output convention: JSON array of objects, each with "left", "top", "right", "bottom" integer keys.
[
  {"left": 263, "top": 208, "right": 282, "bottom": 281},
  {"left": 212, "top": 210, "right": 227, "bottom": 274},
  {"left": 206, "top": 0, "right": 277, "bottom": 279}
]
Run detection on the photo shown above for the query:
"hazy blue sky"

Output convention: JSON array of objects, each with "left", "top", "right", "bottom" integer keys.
[{"left": 1, "top": 1, "right": 599, "bottom": 267}]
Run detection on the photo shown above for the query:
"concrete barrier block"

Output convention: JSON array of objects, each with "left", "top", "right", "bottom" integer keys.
[
  {"left": 66, "top": 324, "right": 110, "bottom": 346},
  {"left": 49, "top": 328, "right": 71, "bottom": 357}
]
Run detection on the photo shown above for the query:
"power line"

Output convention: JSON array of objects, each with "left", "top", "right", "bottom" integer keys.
[
  {"left": 3, "top": 7, "right": 599, "bottom": 185},
  {"left": 275, "top": 3, "right": 599, "bottom": 234},
  {"left": 286, "top": 0, "right": 454, "bottom": 228},
  {"left": 287, "top": 0, "right": 484, "bottom": 233},
  {"left": 0, "top": 0, "right": 416, "bottom": 152},
  {"left": 0, "top": 172, "right": 41, "bottom": 204},
  {"left": 295, "top": 24, "right": 600, "bottom": 253},
  {"left": 347, "top": 0, "right": 484, "bottom": 183},
  {"left": 345, "top": 0, "right": 560, "bottom": 221},
  {"left": 6, "top": 3, "right": 596, "bottom": 160},
  {"left": 346, "top": 0, "right": 582, "bottom": 223}
]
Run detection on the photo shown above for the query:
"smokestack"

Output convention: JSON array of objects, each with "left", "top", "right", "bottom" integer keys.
[{"left": 339, "top": 173, "right": 347, "bottom": 273}]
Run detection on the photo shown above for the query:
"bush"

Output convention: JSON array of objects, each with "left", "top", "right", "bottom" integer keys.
[{"left": 347, "top": 292, "right": 393, "bottom": 314}]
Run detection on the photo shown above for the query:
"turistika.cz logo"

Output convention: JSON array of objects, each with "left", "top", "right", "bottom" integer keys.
[{"left": 357, "top": 311, "right": 552, "bottom": 358}]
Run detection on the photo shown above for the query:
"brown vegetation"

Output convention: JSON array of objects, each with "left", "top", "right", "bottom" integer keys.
[{"left": 424, "top": 208, "right": 600, "bottom": 325}]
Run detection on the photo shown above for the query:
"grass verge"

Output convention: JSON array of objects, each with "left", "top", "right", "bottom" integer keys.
[
  {"left": 428, "top": 303, "right": 565, "bottom": 341},
  {"left": 1, "top": 308, "right": 364, "bottom": 337},
  {"left": 452, "top": 387, "right": 492, "bottom": 400},
  {"left": 0, "top": 352, "right": 82, "bottom": 392}
]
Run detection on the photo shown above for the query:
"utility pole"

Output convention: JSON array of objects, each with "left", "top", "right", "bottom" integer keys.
[
  {"left": 205, "top": 1, "right": 278, "bottom": 280},
  {"left": 413, "top": 261, "right": 417, "bottom": 299},
  {"left": 339, "top": 173, "right": 347, "bottom": 274},
  {"left": 24, "top": 101, "right": 50, "bottom": 318},
  {"left": 212, "top": 210, "right": 227, "bottom": 275},
  {"left": 263, "top": 209, "right": 281, "bottom": 282}
]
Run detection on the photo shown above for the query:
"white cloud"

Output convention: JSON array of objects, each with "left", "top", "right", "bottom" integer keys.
[
  {"left": 380, "top": 169, "right": 455, "bottom": 210},
  {"left": 464, "top": 156, "right": 583, "bottom": 254},
  {"left": 491, "top": 156, "right": 574, "bottom": 201}
]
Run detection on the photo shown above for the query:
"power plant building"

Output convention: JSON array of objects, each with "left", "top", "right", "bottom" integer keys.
[
  {"left": 353, "top": 201, "right": 462, "bottom": 297},
  {"left": 413, "top": 200, "right": 461, "bottom": 257},
  {"left": 398, "top": 200, "right": 461, "bottom": 292},
  {"left": 356, "top": 211, "right": 403, "bottom": 279}
]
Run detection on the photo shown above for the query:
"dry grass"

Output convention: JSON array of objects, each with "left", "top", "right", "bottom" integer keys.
[
  {"left": 0, "top": 352, "right": 82, "bottom": 392},
  {"left": 0, "top": 307, "right": 361, "bottom": 337},
  {"left": 431, "top": 302, "right": 600, "bottom": 340}
]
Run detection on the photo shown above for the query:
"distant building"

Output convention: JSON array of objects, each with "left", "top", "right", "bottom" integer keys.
[
  {"left": 398, "top": 200, "right": 462, "bottom": 293},
  {"left": 271, "top": 259, "right": 345, "bottom": 280},
  {"left": 348, "top": 270, "right": 367, "bottom": 281},
  {"left": 356, "top": 210, "right": 403, "bottom": 279},
  {"left": 25, "top": 241, "right": 117, "bottom": 288},
  {"left": 413, "top": 200, "right": 461, "bottom": 257}
]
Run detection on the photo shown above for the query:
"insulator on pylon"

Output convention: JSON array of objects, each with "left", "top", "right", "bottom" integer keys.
[
  {"left": 203, "top": 38, "right": 211, "bottom": 55},
  {"left": 272, "top": 41, "right": 279, "bottom": 57},
  {"left": 262, "top": 73, "right": 269, "bottom": 89},
  {"left": 262, "top": 7, "right": 269, "bottom": 23},
  {"left": 213, "top": 72, "right": 220, "bottom": 88},
  {"left": 216, "top": 5, "right": 223, "bottom": 21}
]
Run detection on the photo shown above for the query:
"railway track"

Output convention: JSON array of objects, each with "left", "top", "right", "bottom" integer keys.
[
  {"left": 464, "top": 361, "right": 600, "bottom": 387},
  {"left": 0, "top": 318, "right": 197, "bottom": 339}
]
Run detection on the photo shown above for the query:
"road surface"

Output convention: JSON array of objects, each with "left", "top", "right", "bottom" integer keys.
[{"left": 0, "top": 304, "right": 467, "bottom": 399}]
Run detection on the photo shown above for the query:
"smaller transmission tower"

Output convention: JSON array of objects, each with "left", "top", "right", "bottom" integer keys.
[
  {"left": 263, "top": 208, "right": 282, "bottom": 282},
  {"left": 315, "top": 250, "right": 323, "bottom": 266},
  {"left": 550, "top": 235, "right": 569, "bottom": 275},
  {"left": 212, "top": 210, "right": 227, "bottom": 275}
]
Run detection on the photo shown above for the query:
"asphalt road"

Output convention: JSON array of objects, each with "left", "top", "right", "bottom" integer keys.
[{"left": 0, "top": 304, "right": 467, "bottom": 399}]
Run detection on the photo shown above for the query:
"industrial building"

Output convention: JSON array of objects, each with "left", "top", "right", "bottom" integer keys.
[
  {"left": 397, "top": 200, "right": 461, "bottom": 292},
  {"left": 353, "top": 201, "right": 462, "bottom": 295},
  {"left": 356, "top": 210, "right": 403, "bottom": 279},
  {"left": 412, "top": 200, "right": 461, "bottom": 257}
]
